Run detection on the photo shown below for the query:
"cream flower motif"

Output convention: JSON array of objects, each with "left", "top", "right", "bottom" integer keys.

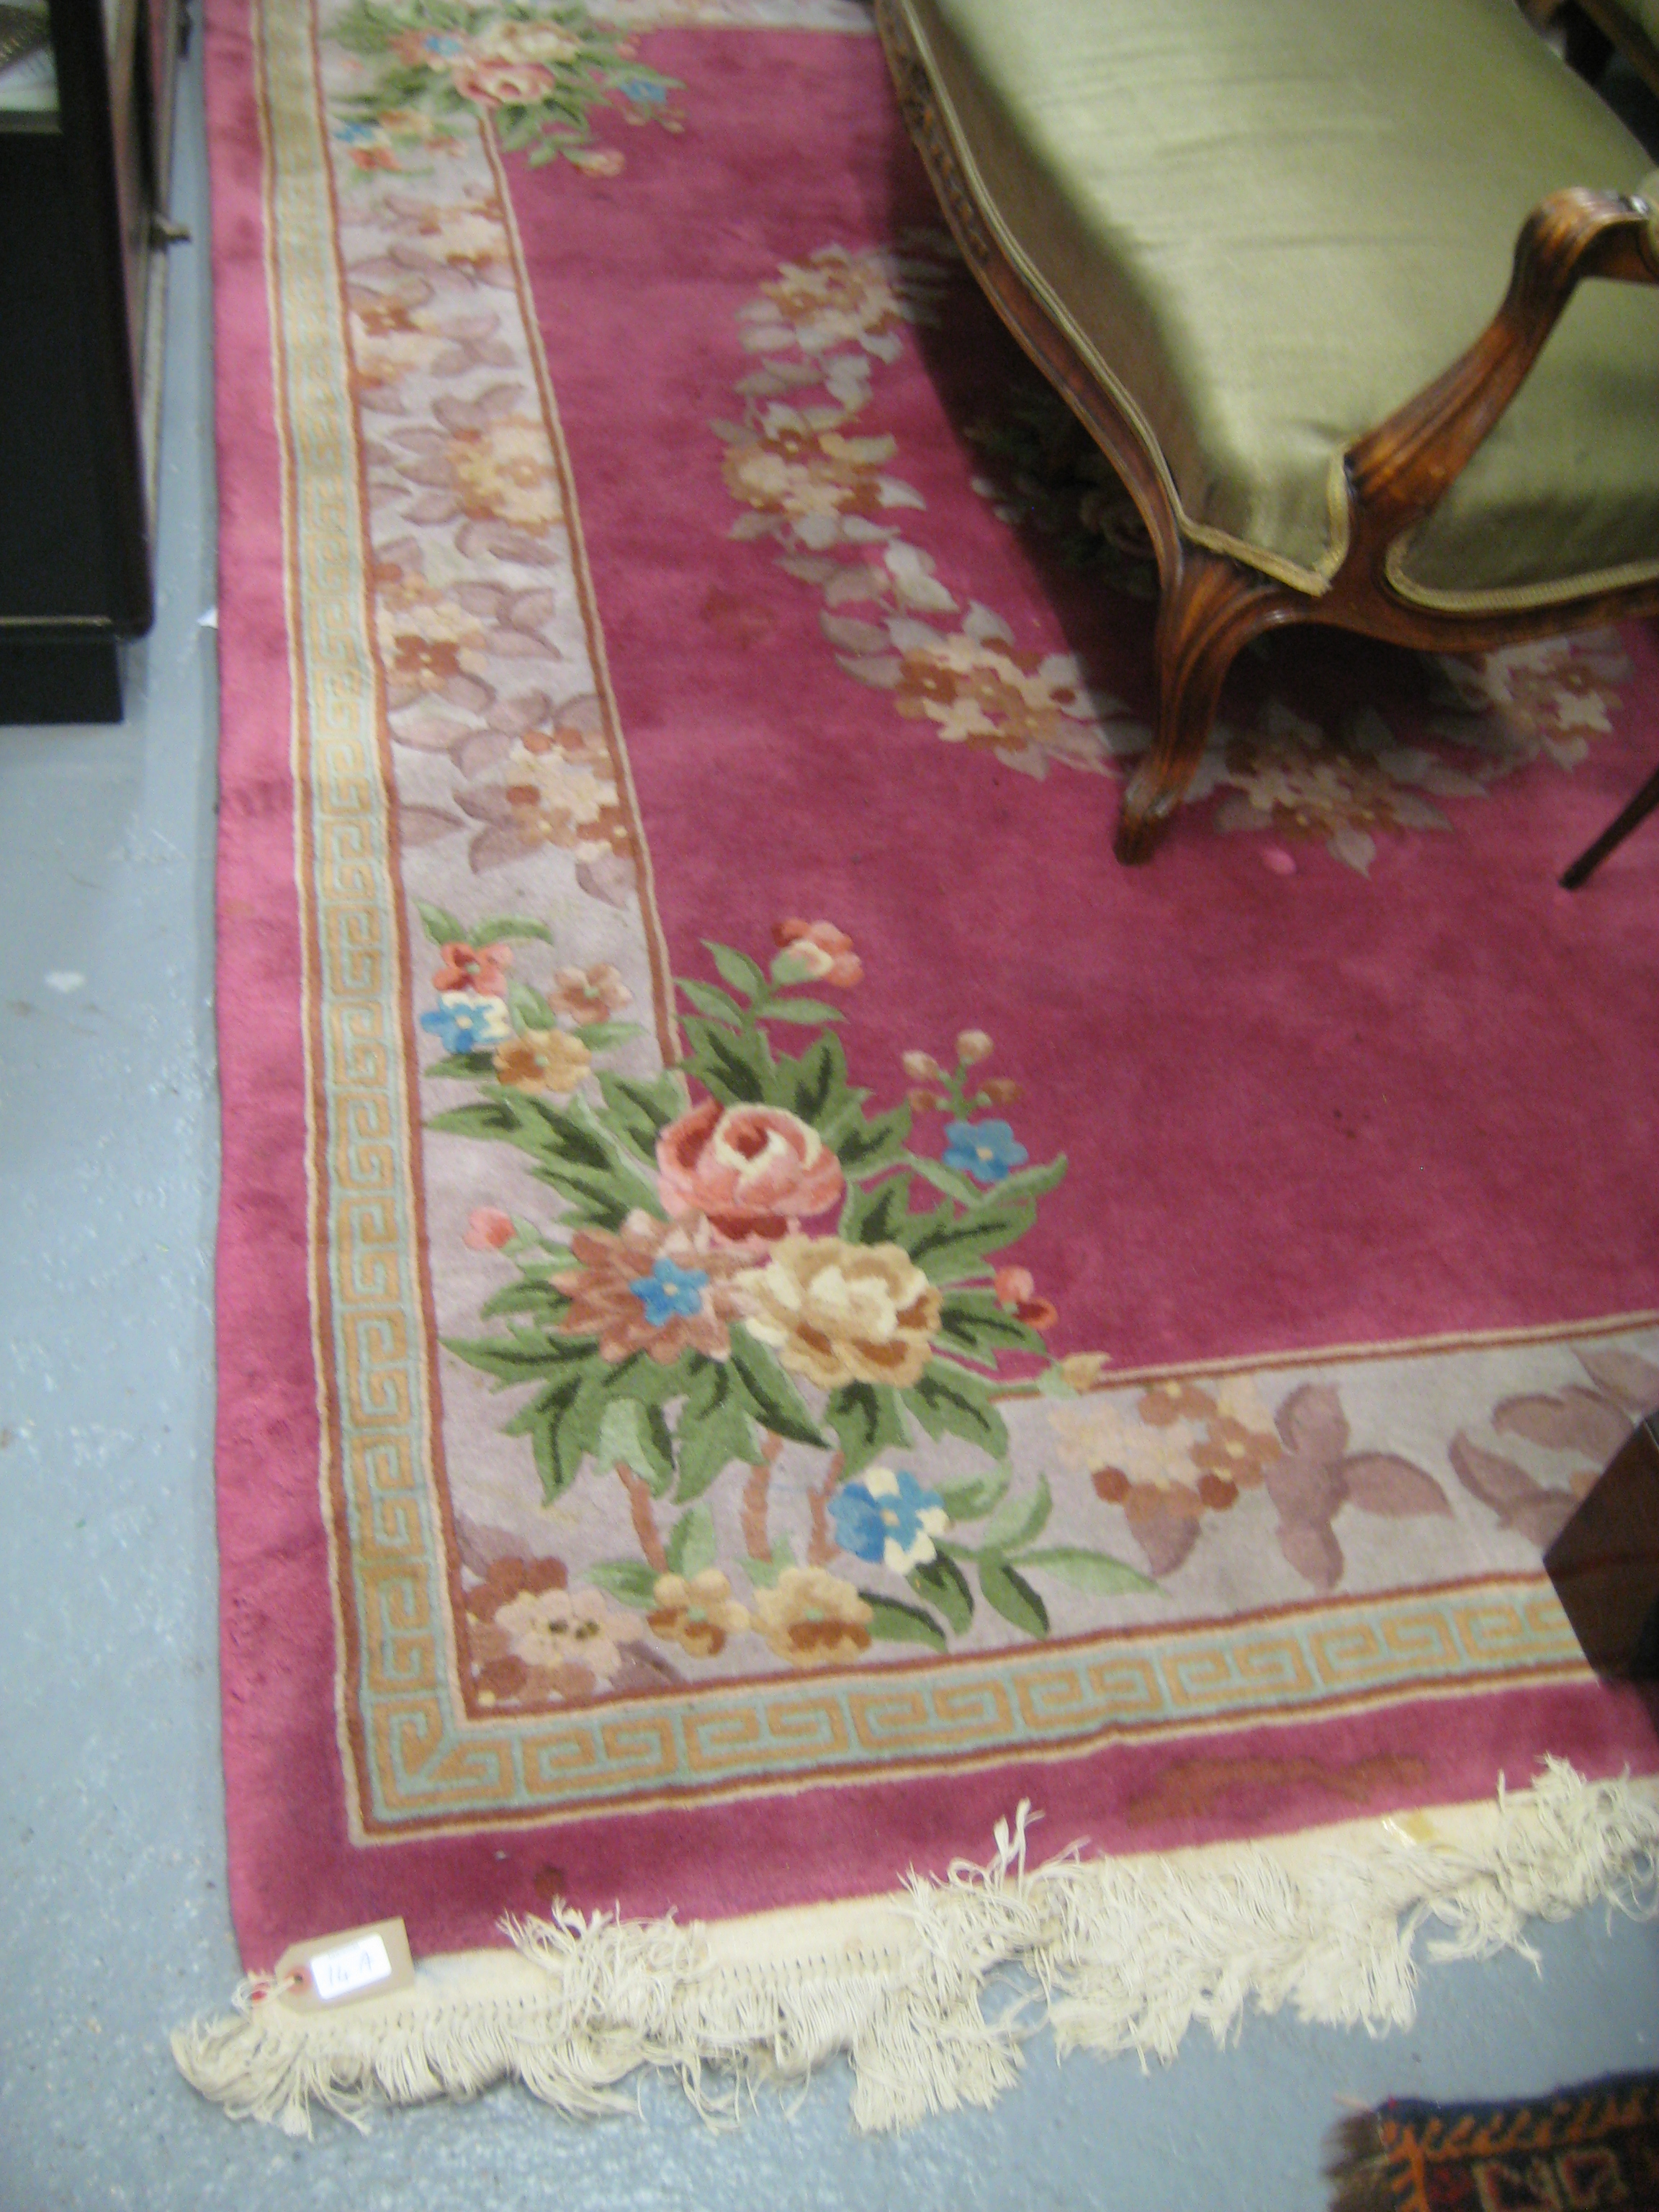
[
  {"left": 493, "top": 1585, "right": 634, "bottom": 1683},
  {"left": 447, "top": 415, "right": 559, "bottom": 532},
  {"left": 351, "top": 320, "right": 444, "bottom": 387},
  {"left": 752, "top": 1567, "right": 873, "bottom": 1670},
  {"left": 423, "top": 209, "right": 511, "bottom": 269},
  {"left": 377, "top": 579, "right": 489, "bottom": 691},
  {"left": 1048, "top": 1401, "right": 1205, "bottom": 1489},
  {"left": 739, "top": 243, "right": 948, "bottom": 359},
  {"left": 503, "top": 743, "right": 627, "bottom": 861},
  {"left": 1447, "top": 632, "right": 1629, "bottom": 765},
  {"left": 471, "top": 20, "right": 583, "bottom": 66},
  {"left": 1213, "top": 1375, "right": 1276, "bottom": 1435},
  {"left": 733, "top": 1235, "right": 943, "bottom": 1390},
  {"left": 894, "top": 638, "right": 1099, "bottom": 757}
]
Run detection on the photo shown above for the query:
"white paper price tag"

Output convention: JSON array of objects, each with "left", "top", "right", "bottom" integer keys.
[
  {"left": 273, "top": 1917, "right": 414, "bottom": 2013},
  {"left": 309, "top": 1933, "right": 392, "bottom": 2002}
]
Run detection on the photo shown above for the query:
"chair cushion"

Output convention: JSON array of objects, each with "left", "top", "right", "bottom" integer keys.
[{"left": 896, "top": 0, "right": 1659, "bottom": 606}]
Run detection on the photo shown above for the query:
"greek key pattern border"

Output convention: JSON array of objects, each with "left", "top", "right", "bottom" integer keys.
[
  {"left": 357, "top": 1581, "right": 1581, "bottom": 1825},
  {"left": 261, "top": 0, "right": 459, "bottom": 1840}
]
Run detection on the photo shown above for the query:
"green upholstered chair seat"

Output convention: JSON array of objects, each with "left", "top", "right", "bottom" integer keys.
[{"left": 899, "top": 0, "right": 1659, "bottom": 607}]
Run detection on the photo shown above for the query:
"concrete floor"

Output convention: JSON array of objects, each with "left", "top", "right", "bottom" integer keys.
[{"left": 3, "top": 38, "right": 1658, "bottom": 2212}]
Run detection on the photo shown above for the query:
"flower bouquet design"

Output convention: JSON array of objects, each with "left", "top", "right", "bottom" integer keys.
[{"left": 418, "top": 907, "right": 1156, "bottom": 1699}]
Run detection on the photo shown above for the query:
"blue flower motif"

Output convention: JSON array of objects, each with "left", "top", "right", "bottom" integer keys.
[
  {"left": 416, "top": 31, "right": 465, "bottom": 55},
  {"left": 628, "top": 1256, "right": 709, "bottom": 1326},
  {"left": 830, "top": 1467, "right": 949, "bottom": 1573},
  {"left": 420, "top": 992, "right": 512, "bottom": 1056},
  {"left": 942, "top": 1118, "right": 1028, "bottom": 1185},
  {"left": 618, "top": 73, "right": 668, "bottom": 102},
  {"left": 333, "top": 118, "right": 379, "bottom": 143}
]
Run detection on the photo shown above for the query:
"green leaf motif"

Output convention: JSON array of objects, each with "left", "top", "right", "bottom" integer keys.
[
  {"left": 665, "top": 1504, "right": 716, "bottom": 1580},
  {"left": 840, "top": 1174, "right": 915, "bottom": 1249},
  {"left": 744, "top": 1539, "right": 796, "bottom": 1591},
  {"left": 936, "top": 1464, "right": 1011, "bottom": 1524},
  {"left": 674, "top": 1359, "right": 761, "bottom": 1502},
  {"left": 834, "top": 1106, "right": 912, "bottom": 1179},
  {"left": 987, "top": 1154, "right": 1069, "bottom": 1205},
  {"left": 428, "top": 1097, "right": 521, "bottom": 1144},
  {"left": 598, "top": 1069, "right": 687, "bottom": 1162},
  {"left": 499, "top": 1371, "right": 596, "bottom": 1503},
  {"left": 909, "top": 1552, "right": 973, "bottom": 1633},
  {"left": 760, "top": 997, "right": 842, "bottom": 1026},
  {"left": 706, "top": 941, "right": 768, "bottom": 1000},
  {"left": 508, "top": 980, "right": 557, "bottom": 1033},
  {"left": 907, "top": 1198, "right": 1038, "bottom": 1285},
  {"left": 588, "top": 1559, "right": 660, "bottom": 1610},
  {"left": 423, "top": 1050, "right": 497, "bottom": 1080},
  {"left": 727, "top": 1328, "right": 827, "bottom": 1447},
  {"left": 1018, "top": 1547, "right": 1161, "bottom": 1597},
  {"left": 472, "top": 914, "right": 554, "bottom": 945},
  {"left": 415, "top": 899, "right": 467, "bottom": 946},
  {"left": 822, "top": 1381, "right": 911, "bottom": 1479},
  {"left": 677, "top": 978, "right": 745, "bottom": 1028},
  {"left": 937, "top": 1290, "right": 1047, "bottom": 1362},
  {"left": 858, "top": 1593, "right": 948, "bottom": 1650},
  {"left": 680, "top": 1017, "right": 775, "bottom": 1106},
  {"left": 981, "top": 1475, "right": 1053, "bottom": 1555},
  {"left": 904, "top": 1363, "right": 1009, "bottom": 1459},
  {"left": 479, "top": 1279, "right": 570, "bottom": 1326},
  {"left": 569, "top": 1019, "right": 642, "bottom": 1053},
  {"left": 774, "top": 1032, "right": 856, "bottom": 1131},
  {"left": 444, "top": 1331, "right": 585, "bottom": 1387},
  {"left": 598, "top": 1396, "right": 675, "bottom": 1496},
  {"left": 978, "top": 1558, "right": 1049, "bottom": 1637}
]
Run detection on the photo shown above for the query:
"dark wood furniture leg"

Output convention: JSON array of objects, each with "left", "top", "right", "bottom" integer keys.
[
  {"left": 1116, "top": 551, "right": 1301, "bottom": 863},
  {"left": 1545, "top": 1413, "right": 1659, "bottom": 1676},
  {"left": 1559, "top": 759, "right": 1659, "bottom": 886}
]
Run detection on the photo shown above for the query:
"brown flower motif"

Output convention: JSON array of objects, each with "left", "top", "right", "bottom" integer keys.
[
  {"left": 548, "top": 963, "right": 631, "bottom": 1025},
  {"left": 733, "top": 1235, "right": 943, "bottom": 1390},
  {"left": 752, "top": 1568, "right": 873, "bottom": 1670},
  {"left": 494, "top": 1028, "right": 592, "bottom": 1096},
  {"left": 553, "top": 1210, "right": 746, "bottom": 1364},
  {"left": 647, "top": 1570, "right": 750, "bottom": 1659}
]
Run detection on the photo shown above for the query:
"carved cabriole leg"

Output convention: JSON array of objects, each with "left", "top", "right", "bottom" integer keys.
[{"left": 1115, "top": 549, "right": 1304, "bottom": 863}]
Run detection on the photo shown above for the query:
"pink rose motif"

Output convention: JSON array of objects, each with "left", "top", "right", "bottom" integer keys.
[
  {"left": 657, "top": 1098, "right": 845, "bottom": 1247},
  {"left": 433, "top": 940, "right": 513, "bottom": 996},
  {"left": 771, "top": 918, "right": 863, "bottom": 989},
  {"left": 450, "top": 57, "right": 556, "bottom": 107},
  {"left": 464, "top": 1207, "right": 515, "bottom": 1251}
]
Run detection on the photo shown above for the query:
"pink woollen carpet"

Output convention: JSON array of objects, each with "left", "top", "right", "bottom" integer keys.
[{"left": 206, "top": 0, "right": 1659, "bottom": 1994}]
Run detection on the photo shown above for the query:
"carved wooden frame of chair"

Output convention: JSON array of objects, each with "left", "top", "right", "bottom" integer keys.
[{"left": 876, "top": 0, "right": 1659, "bottom": 865}]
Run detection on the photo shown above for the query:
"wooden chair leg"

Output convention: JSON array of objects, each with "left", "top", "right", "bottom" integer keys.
[
  {"left": 1115, "top": 549, "right": 1300, "bottom": 864},
  {"left": 1559, "top": 758, "right": 1659, "bottom": 887}
]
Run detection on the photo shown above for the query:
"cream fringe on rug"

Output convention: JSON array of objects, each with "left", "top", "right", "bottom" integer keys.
[{"left": 173, "top": 1761, "right": 1659, "bottom": 2136}]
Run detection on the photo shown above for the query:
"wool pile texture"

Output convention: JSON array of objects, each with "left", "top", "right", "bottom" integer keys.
[{"left": 186, "top": 0, "right": 1659, "bottom": 2129}]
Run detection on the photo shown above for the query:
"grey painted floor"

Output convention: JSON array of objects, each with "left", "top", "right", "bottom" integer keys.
[{"left": 3, "top": 40, "right": 1658, "bottom": 2212}]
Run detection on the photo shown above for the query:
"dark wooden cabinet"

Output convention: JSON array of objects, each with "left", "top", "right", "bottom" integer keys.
[{"left": 0, "top": 0, "right": 185, "bottom": 721}]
